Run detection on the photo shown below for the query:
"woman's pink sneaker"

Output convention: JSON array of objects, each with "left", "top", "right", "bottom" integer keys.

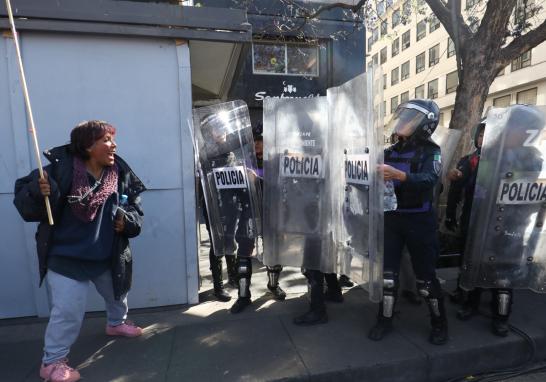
[
  {"left": 105, "top": 320, "right": 143, "bottom": 337},
  {"left": 39, "top": 359, "right": 80, "bottom": 382}
]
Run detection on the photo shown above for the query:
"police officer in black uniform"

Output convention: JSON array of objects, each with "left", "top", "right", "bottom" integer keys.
[
  {"left": 368, "top": 99, "right": 448, "bottom": 345},
  {"left": 199, "top": 114, "right": 259, "bottom": 314}
]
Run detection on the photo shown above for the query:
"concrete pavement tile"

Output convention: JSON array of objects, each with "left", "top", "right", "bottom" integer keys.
[
  {"left": 0, "top": 339, "right": 43, "bottom": 382},
  {"left": 167, "top": 317, "right": 307, "bottom": 382},
  {"left": 61, "top": 326, "right": 175, "bottom": 382},
  {"left": 281, "top": 289, "right": 428, "bottom": 382}
]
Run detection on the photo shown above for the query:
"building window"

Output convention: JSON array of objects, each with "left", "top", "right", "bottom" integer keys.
[
  {"left": 517, "top": 87, "right": 537, "bottom": 105},
  {"left": 447, "top": 37, "right": 456, "bottom": 58},
  {"left": 392, "top": 38, "right": 400, "bottom": 57},
  {"left": 252, "top": 42, "right": 319, "bottom": 76},
  {"left": 511, "top": 50, "right": 532, "bottom": 71},
  {"left": 428, "top": 79, "right": 439, "bottom": 99},
  {"left": 402, "top": 0, "right": 411, "bottom": 16},
  {"left": 446, "top": 70, "right": 458, "bottom": 94},
  {"left": 372, "top": 53, "right": 378, "bottom": 66},
  {"left": 466, "top": 0, "right": 477, "bottom": 8},
  {"left": 392, "top": 9, "right": 401, "bottom": 28},
  {"left": 400, "top": 91, "right": 410, "bottom": 103},
  {"left": 382, "top": 100, "right": 387, "bottom": 117},
  {"left": 380, "top": 47, "right": 388, "bottom": 64},
  {"left": 391, "top": 67, "right": 399, "bottom": 86},
  {"left": 368, "top": 36, "right": 373, "bottom": 51},
  {"left": 415, "top": 84, "right": 425, "bottom": 99},
  {"left": 391, "top": 95, "right": 399, "bottom": 114},
  {"left": 402, "top": 30, "right": 411, "bottom": 50},
  {"left": 381, "top": 20, "right": 388, "bottom": 37},
  {"left": 417, "top": 20, "right": 427, "bottom": 41},
  {"left": 416, "top": 52, "right": 425, "bottom": 73},
  {"left": 493, "top": 95, "right": 511, "bottom": 107},
  {"left": 429, "top": 44, "right": 440, "bottom": 67},
  {"left": 383, "top": 73, "right": 387, "bottom": 90},
  {"left": 515, "top": 0, "right": 536, "bottom": 24},
  {"left": 401, "top": 61, "right": 410, "bottom": 80},
  {"left": 429, "top": 15, "right": 440, "bottom": 33},
  {"left": 377, "top": 0, "right": 386, "bottom": 16}
]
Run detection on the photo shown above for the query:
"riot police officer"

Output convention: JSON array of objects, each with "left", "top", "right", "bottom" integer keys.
[
  {"left": 195, "top": 106, "right": 262, "bottom": 315},
  {"left": 368, "top": 99, "right": 448, "bottom": 345},
  {"left": 458, "top": 105, "right": 546, "bottom": 336}
]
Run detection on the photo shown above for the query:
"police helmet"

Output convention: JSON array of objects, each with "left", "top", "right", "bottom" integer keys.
[
  {"left": 504, "top": 104, "right": 545, "bottom": 146},
  {"left": 387, "top": 99, "right": 440, "bottom": 140}
]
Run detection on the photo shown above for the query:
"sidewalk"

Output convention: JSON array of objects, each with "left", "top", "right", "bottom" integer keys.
[{"left": 2, "top": 234, "right": 546, "bottom": 382}]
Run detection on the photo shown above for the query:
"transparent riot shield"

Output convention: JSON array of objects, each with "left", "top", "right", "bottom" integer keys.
[
  {"left": 192, "top": 100, "right": 262, "bottom": 258},
  {"left": 262, "top": 97, "right": 333, "bottom": 272},
  {"left": 328, "top": 70, "right": 384, "bottom": 302},
  {"left": 461, "top": 105, "right": 546, "bottom": 292},
  {"left": 431, "top": 126, "right": 463, "bottom": 215}
]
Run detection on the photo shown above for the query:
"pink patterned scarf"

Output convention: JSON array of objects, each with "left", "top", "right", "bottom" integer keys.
[{"left": 69, "top": 157, "right": 119, "bottom": 222}]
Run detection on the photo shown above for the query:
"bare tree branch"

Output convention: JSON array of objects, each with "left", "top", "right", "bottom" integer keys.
[
  {"left": 425, "top": 0, "right": 468, "bottom": 41},
  {"left": 499, "top": 18, "right": 546, "bottom": 64},
  {"left": 302, "top": 0, "right": 368, "bottom": 20},
  {"left": 475, "top": 0, "right": 516, "bottom": 48}
]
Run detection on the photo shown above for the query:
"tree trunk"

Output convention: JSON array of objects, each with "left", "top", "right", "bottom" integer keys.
[{"left": 448, "top": 67, "right": 492, "bottom": 155}]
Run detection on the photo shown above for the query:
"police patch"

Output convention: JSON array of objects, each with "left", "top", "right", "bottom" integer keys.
[{"left": 433, "top": 153, "right": 442, "bottom": 175}]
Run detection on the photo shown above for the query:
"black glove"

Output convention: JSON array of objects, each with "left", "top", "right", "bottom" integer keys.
[{"left": 444, "top": 217, "right": 458, "bottom": 232}]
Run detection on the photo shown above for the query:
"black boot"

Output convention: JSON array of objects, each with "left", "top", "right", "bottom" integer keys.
[
  {"left": 491, "top": 318, "right": 509, "bottom": 337},
  {"left": 491, "top": 289, "right": 511, "bottom": 337},
  {"left": 267, "top": 266, "right": 286, "bottom": 301},
  {"left": 293, "top": 308, "right": 328, "bottom": 325},
  {"left": 427, "top": 298, "right": 448, "bottom": 345},
  {"left": 368, "top": 314, "right": 393, "bottom": 341},
  {"left": 339, "top": 274, "right": 354, "bottom": 288},
  {"left": 230, "top": 258, "right": 252, "bottom": 314},
  {"left": 324, "top": 273, "right": 344, "bottom": 303},
  {"left": 294, "top": 270, "right": 328, "bottom": 326},
  {"left": 370, "top": 272, "right": 397, "bottom": 341},
  {"left": 457, "top": 288, "right": 481, "bottom": 320},
  {"left": 209, "top": 253, "right": 231, "bottom": 302},
  {"left": 225, "top": 255, "right": 238, "bottom": 288}
]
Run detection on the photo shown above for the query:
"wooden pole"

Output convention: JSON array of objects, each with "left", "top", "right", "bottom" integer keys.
[{"left": 5, "top": 0, "right": 54, "bottom": 225}]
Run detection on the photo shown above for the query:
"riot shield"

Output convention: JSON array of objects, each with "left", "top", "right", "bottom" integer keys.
[
  {"left": 461, "top": 105, "right": 546, "bottom": 292},
  {"left": 328, "top": 70, "right": 384, "bottom": 302},
  {"left": 262, "top": 96, "right": 333, "bottom": 272},
  {"left": 431, "top": 126, "right": 463, "bottom": 215},
  {"left": 193, "top": 100, "right": 262, "bottom": 258}
]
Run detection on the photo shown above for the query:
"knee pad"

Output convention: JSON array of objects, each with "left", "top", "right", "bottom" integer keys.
[
  {"left": 267, "top": 265, "right": 283, "bottom": 274},
  {"left": 382, "top": 271, "right": 399, "bottom": 318},
  {"left": 496, "top": 289, "right": 512, "bottom": 317},
  {"left": 416, "top": 279, "right": 442, "bottom": 300},
  {"left": 237, "top": 258, "right": 252, "bottom": 278}
]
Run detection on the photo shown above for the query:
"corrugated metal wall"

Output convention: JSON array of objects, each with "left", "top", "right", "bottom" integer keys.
[{"left": 0, "top": 31, "right": 199, "bottom": 318}]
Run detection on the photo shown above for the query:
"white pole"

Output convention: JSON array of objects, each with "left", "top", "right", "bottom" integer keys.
[{"left": 5, "top": 0, "right": 54, "bottom": 225}]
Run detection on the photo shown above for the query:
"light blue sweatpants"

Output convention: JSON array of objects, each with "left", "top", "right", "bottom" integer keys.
[{"left": 42, "top": 269, "right": 129, "bottom": 365}]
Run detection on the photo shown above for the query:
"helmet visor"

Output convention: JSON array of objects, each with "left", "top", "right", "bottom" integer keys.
[{"left": 387, "top": 107, "right": 427, "bottom": 138}]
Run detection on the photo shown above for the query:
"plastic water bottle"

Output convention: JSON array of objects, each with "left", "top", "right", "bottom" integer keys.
[
  {"left": 384, "top": 181, "right": 398, "bottom": 211},
  {"left": 117, "top": 194, "right": 128, "bottom": 219}
]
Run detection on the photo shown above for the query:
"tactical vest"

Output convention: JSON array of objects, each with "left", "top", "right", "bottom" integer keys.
[{"left": 385, "top": 146, "right": 431, "bottom": 213}]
